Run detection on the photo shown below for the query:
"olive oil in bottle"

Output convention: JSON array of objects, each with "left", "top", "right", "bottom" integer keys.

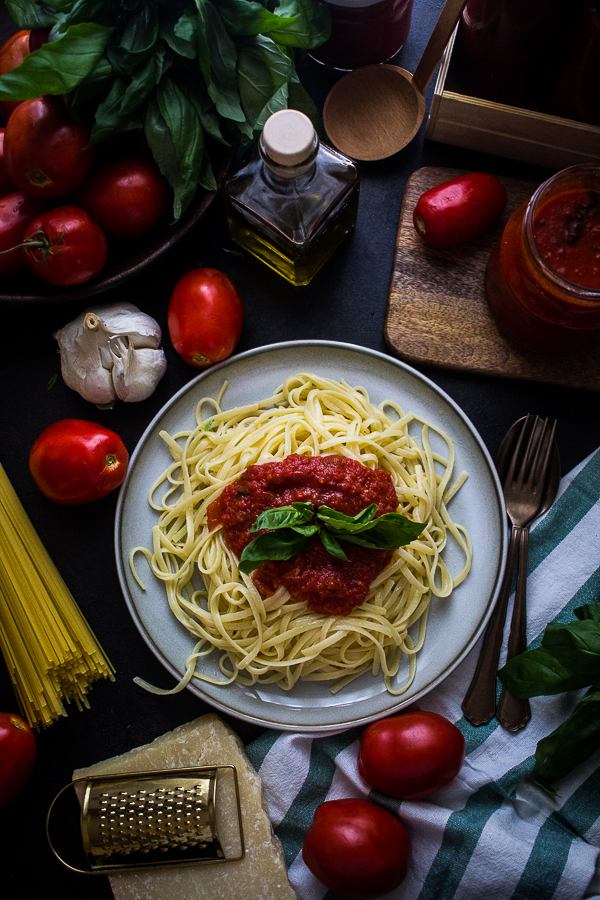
[{"left": 223, "top": 109, "right": 360, "bottom": 286}]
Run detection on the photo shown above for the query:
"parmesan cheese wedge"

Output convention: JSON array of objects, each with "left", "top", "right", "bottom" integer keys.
[{"left": 73, "top": 713, "right": 297, "bottom": 900}]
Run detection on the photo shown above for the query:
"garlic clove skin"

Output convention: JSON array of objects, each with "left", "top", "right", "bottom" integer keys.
[
  {"left": 54, "top": 301, "right": 167, "bottom": 408},
  {"left": 109, "top": 338, "right": 167, "bottom": 403}
]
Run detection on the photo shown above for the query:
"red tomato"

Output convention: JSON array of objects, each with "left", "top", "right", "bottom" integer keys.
[
  {"left": 4, "top": 95, "right": 96, "bottom": 198},
  {"left": 0, "top": 711, "right": 36, "bottom": 808},
  {"left": 168, "top": 268, "right": 244, "bottom": 369},
  {"left": 303, "top": 799, "right": 411, "bottom": 899},
  {"left": 0, "top": 129, "right": 18, "bottom": 197},
  {"left": 21, "top": 204, "right": 107, "bottom": 286},
  {"left": 29, "top": 419, "right": 129, "bottom": 505},
  {"left": 413, "top": 172, "right": 507, "bottom": 248},
  {"left": 0, "top": 190, "right": 46, "bottom": 276},
  {"left": 73, "top": 157, "right": 170, "bottom": 238},
  {"left": 358, "top": 711, "right": 466, "bottom": 800},
  {"left": 0, "top": 30, "right": 31, "bottom": 120}
]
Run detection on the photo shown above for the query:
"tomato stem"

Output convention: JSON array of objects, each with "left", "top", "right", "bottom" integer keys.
[{"left": 0, "top": 225, "right": 66, "bottom": 264}]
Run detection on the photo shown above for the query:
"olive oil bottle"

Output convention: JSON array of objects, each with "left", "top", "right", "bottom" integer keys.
[{"left": 223, "top": 109, "right": 360, "bottom": 286}]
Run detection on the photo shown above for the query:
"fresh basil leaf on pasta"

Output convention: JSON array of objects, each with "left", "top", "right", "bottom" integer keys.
[
  {"left": 316, "top": 504, "right": 378, "bottom": 532},
  {"left": 319, "top": 527, "right": 349, "bottom": 561},
  {"left": 238, "top": 529, "right": 307, "bottom": 573},
  {"left": 340, "top": 513, "right": 426, "bottom": 549},
  {"left": 251, "top": 502, "right": 314, "bottom": 532}
]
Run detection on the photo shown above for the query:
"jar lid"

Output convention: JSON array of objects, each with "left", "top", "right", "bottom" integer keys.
[{"left": 262, "top": 110, "right": 316, "bottom": 167}]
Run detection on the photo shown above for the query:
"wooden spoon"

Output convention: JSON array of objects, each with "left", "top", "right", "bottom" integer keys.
[{"left": 323, "top": 0, "right": 469, "bottom": 161}]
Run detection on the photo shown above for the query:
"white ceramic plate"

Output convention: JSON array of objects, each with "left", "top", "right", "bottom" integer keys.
[{"left": 115, "top": 341, "right": 507, "bottom": 732}]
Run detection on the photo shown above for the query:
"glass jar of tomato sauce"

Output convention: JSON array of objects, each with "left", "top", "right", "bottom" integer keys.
[
  {"left": 485, "top": 165, "right": 600, "bottom": 354},
  {"left": 308, "top": 0, "right": 414, "bottom": 70}
]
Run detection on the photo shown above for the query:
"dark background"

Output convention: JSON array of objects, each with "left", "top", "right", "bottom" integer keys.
[{"left": 1, "top": 1, "right": 599, "bottom": 898}]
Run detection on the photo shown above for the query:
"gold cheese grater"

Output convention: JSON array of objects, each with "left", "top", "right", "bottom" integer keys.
[{"left": 47, "top": 765, "right": 245, "bottom": 874}]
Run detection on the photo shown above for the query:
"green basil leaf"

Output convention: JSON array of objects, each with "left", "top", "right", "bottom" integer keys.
[
  {"left": 270, "top": 0, "right": 331, "bottom": 48},
  {"left": 90, "top": 52, "right": 155, "bottom": 144},
  {"left": 541, "top": 619, "right": 600, "bottom": 683},
  {"left": 319, "top": 527, "right": 349, "bottom": 561},
  {"left": 154, "top": 74, "right": 206, "bottom": 218},
  {"left": 0, "top": 23, "right": 112, "bottom": 100},
  {"left": 317, "top": 504, "right": 378, "bottom": 532},
  {"left": 251, "top": 502, "right": 314, "bottom": 532},
  {"left": 498, "top": 645, "right": 594, "bottom": 697},
  {"left": 214, "top": 0, "right": 299, "bottom": 36},
  {"left": 532, "top": 689, "right": 600, "bottom": 789},
  {"left": 204, "top": 3, "right": 245, "bottom": 123},
  {"left": 6, "top": 0, "right": 58, "bottom": 29},
  {"left": 292, "top": 523, "right": 320, "bottom": 537},
  {"left": 575, "top": 599, "right": 600, "bottom": 622},
  {"left": 236, "top": 35, "right": 293, "bottom": 134},
  {"left": 340, "top": 514, "right": 425, "bottom": 549},
  {"left": 165, "top": 8, "right": 198, "bottom": 60},
  {"left": 239, "top": 529, "right": 307, "bottom": 574}
]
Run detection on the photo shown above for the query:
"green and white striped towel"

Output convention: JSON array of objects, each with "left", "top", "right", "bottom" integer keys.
[{"left": 247, "top": 448, "right": 600, "bottom": 900}]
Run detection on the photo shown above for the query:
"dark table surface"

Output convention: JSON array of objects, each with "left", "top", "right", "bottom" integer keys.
[{"left": 1, "top": 2, "right": 599, "bottom": 898}]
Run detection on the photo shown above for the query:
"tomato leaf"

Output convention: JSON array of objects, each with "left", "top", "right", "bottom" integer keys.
[{"left": 0, "top": 22, "right": 112, "bottom": 99}]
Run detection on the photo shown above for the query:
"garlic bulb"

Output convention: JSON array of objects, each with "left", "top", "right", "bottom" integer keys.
[{"left": 54, "top": 302, "right": 167, "bottom": 409}]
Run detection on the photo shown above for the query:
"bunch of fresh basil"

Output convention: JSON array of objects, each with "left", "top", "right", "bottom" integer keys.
[
  {"left": 499, "top": 599, "right": 600, "bottom": 792},
  {"left": 239, "top": 502, "right": 426, "bottom": 574},
  {"left": 0, "top": 0, "right": 330, "bottom": 217}
]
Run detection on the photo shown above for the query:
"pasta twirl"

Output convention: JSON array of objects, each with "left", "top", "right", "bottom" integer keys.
[{"left": 131, "top": 373, "right": 472, "bottom": 696}]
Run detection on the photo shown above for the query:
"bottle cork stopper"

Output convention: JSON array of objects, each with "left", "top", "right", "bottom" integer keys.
[{"left": 262, "top": 109, "right": 315, "bottom": 166}]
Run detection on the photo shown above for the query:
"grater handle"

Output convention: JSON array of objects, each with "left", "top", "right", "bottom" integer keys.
[{"left": 46, "top": 780, "right": 95, "bottom": 876}]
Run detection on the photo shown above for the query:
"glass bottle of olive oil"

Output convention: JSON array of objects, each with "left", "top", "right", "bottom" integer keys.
[{"left": 223, "top": 109, "right": 360, "bottom": 286}]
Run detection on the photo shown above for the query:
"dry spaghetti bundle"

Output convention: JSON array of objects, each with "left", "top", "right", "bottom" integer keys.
[{"left": 0, "top": 461, "right": 114, "bottom": 729}]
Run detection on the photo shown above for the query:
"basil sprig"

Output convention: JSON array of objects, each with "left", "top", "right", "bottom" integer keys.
[
  {"left": 1, "top": 0, "right": 330, "bottom": 219},
  {"left": 499, "top": 599, "right": 600, "bottom": 792},
  {"left": 238, "top": 502, "right": 425, "bottom": 574}
]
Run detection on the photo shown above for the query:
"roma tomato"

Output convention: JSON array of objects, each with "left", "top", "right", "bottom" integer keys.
[
  {"left": 0, "top": 129, "right": 18, "bottom": 196},
  {"left": 0, "top": 30, "right": 30, "bottom": 120},
  {"left": 4, "top": 95, "right": 96, "bottom": 198},
  {"left": 303, "top": 798, "right": 411, "bottom": 899},
  {"left": 168, "top": 268, "right": 244, "bottom": 369},
  {"left": 413, "top": 172, "right": 507, "bottom": 248},
  {"left": 29, "top": 419, "right": 128, "bottom": 505},
  {"left": 0, "top": 190, "right": 46, "bottom": 276},
  {"left": 0, "top": 711, "right": 36, "bottom": 808},
  {"left": 22, "top": 205, "right": 107, "bottom": 286},
  {"left": 74, "top": 157, "right": 170, "bottom": 238},
  {"left": 358, "top": 711, "right": 466, "bottom": 800}
]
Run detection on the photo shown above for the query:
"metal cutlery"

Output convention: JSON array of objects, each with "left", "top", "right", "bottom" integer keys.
[{"left": 462, "top": 415, "right": 560, "bottom": 730}]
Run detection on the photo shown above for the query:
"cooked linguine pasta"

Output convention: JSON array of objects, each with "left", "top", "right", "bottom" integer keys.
[{"left": 131, "top": 373, "right": 472, "bottom": 696}]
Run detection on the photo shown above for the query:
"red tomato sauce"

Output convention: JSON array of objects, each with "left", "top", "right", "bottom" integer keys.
[
  {"left": 208, "top": 454, "right": 399, "bottom": 616},
  {"left": 533, "top": 189, "right": 600, "bottom": 289}
]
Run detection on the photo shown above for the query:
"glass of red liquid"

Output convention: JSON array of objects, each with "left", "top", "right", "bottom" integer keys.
[
  {"left": 309, "top": 0, "right": 414, "bottom": 70},
  {"left": 485, "top": 165, "right": 600, "bottom": 354}
]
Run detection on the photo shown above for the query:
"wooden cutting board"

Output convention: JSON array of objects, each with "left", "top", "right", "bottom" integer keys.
[{"left": 384, "top": 166, "right": 600, "bottom": 392}]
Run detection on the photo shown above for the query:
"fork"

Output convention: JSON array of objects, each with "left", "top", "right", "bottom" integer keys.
[
  {"left": 496, "top": 416, "right": 557, "bottom": 731},
  {"left": 462, "top": 415, "right": 557, "bottom": 730}
]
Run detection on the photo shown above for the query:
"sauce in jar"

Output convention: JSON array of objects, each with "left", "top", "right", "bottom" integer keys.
[
  {"left": 485, "top": 165, "right": 600, "bottom": 354},
  {"left": 533, "top": 190, "right": 600, "bottom": 290},
  {"left": 308, "top": 0, "right": 414, "bottom": 70},
  {"left": 208, "top": 453, "right": 398, "bottom": 616}
]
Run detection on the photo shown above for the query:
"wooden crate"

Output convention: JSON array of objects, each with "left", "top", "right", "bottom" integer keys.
[{"left": 425, "top": 30, "right": 600, "bottom": 169}]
